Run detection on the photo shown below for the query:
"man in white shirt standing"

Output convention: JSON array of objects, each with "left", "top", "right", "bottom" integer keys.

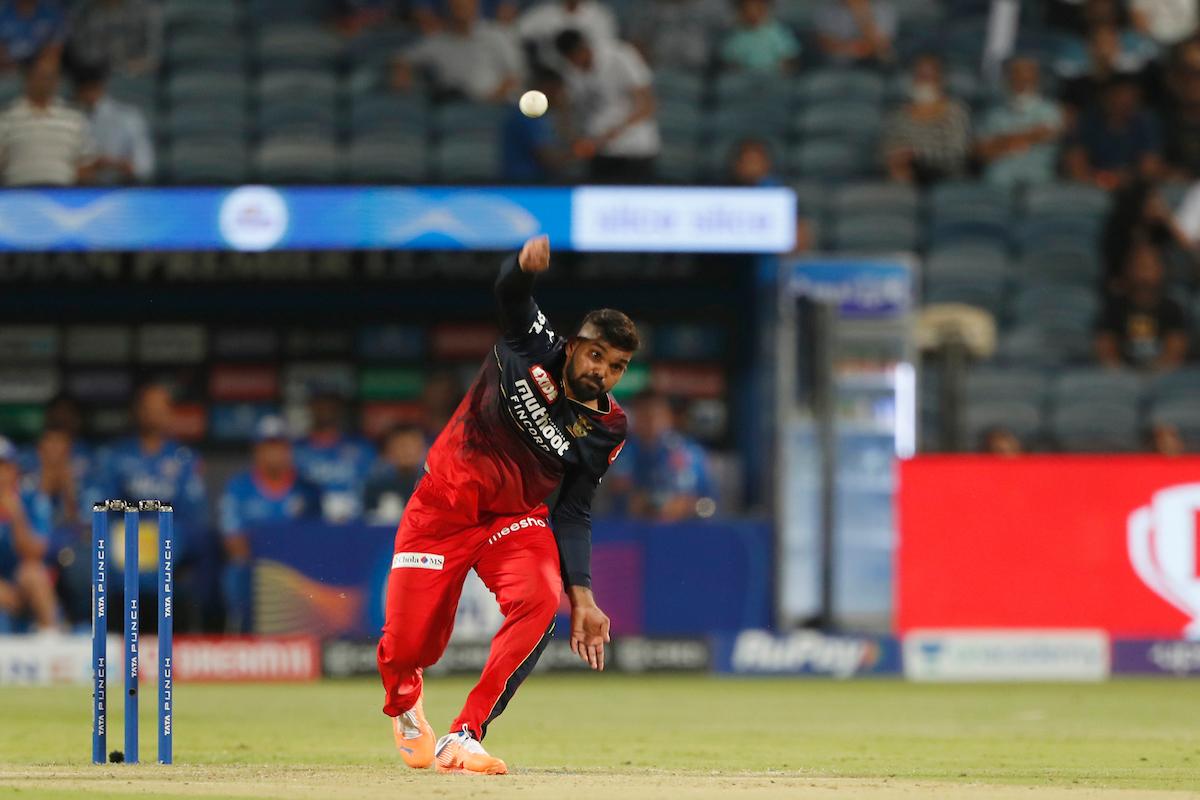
[
  {"left": 0, "top": 57, "right": 94, "bottom": 185},
  {"left": 392, "top": 0, "right": 524, "bottom": 103},
  {"left": 72, "top": 62, "right": 153, "bottom": 183},
  {"left": 518, "top": 0, "right": 616, "bottom": 69},
  {"left": 555, "top": 29, "right": 659, "bottom": 183}
]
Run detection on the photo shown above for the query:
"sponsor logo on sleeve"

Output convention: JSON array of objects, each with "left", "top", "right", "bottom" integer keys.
[
  {"left": 529, "top": 365, "right": 559, "bottom": 403},
  {"left": 391, "top": 552, "right": 445, "bottom": 570}
]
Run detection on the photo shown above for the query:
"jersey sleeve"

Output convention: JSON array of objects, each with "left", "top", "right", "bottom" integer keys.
[
  {"left": 550, "top": 467, "right": 597, "bottom": 589},
  {"left": 494, "top": 251, "right": 559, "bottom": 358}
]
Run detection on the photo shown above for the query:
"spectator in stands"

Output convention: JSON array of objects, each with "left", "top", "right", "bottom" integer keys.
[
  {"left": 555, "top": 29, "right": 660, "bottom": 183},
  {"left": 1055, "top": 0, "right": 1158, "bottom": 84},
  {"left": 0, "top": 436, "right": 58, "bottom": 631},
  {"left": 0, "top": 0, "right": 65, "bottom": 70},
  {"left": 1150, "top": 421, "right": 1186, "bottom": 454},
  {"left": 292, "top": 390, "right": 376, "bottom": 523},
  {"left": 364, "top": 424, "right": 426, "bottom": 523},
  {"left": 815, "top": 0, "right": 897, "bottom": 67},
  {"left": 90, "top": 383, "right": 208, "bottom": 562},
  {"left": 719, "top": 0, "right": 801, "bottom": 75},
  {"left": 628, "top": 0, "right": 731, "bottom": 71},
  {"left": 1095, "top": 241, "right": 1189, "bottom": 370},
  {"left": 501, "top": 68, "right": 571, "bottom": 183},
  {"left": 980, "top": 426, "right": 1024, "bottom": 456},
  {"left": 727, "top": 138, "right": 813, "bottom": 252},
  {"left": 0, "top": 56, "right": 95, "bottom": 186},
  {"left": 413, "top": 0, "right": 518, "bottom": 35},
  {"left": 518, "top": 0, "right": 615, "bottom": 69},
  {"left": 1101, "top": 179, "right": 1191, "bottom": 293},
  {"left": 28, "top": 425, "right": 80, "bottom": 528},
  {"left": 1065, "top": 76, "right": 1165, "bottom": 190},
  {"left": 1059, "top": 23, "right": 1150, "bottom": 123},
  {"left": 883, "top": 53, "right": 971, "bottom": 186},
  {"left": 976, "top": 56, "right": 1066, "bottom": 189},
  {"left": 65, "top": 0, "right": 162, "bottom": 77},
  {"left": 1164, "top": 36, "right": 1200, "bottom": 177},
  {"left": 19, "top": 392, "right": 91, "bottom": 481},
  {"left": 72, "top": 62, "right": 153, "bottom": 184},
  {"left": 420, "top": 370, "right": 463, "bottom": 441},
  {"left": 1132, "top": 0, "right": 1198, "bottom": 47},
  {"left": 391, "top": 0, "right": 525, "bottom": 104},
  {"left": 609, "top": 392, "right": 714, "bottom": 522},
  {"left": 219, "top": 416, "right": 320, "bottom": 634}
]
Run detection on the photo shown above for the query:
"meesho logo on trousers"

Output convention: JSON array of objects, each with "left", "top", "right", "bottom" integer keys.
[{"left": 1129, "top": 484, "right": 1200, "bottom": 638}]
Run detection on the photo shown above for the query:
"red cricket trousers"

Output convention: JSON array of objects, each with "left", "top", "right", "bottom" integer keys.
[{"left": 376, "top": 475, "right": 561, "bottom": 741}]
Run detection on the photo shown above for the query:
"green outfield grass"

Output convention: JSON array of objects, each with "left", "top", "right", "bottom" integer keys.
[{"left": 1, "top": 676, "right": 1199, "bottom": 799}]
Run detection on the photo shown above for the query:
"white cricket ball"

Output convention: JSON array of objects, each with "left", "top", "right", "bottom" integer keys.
[{"left": 519, "top": 90, "right": 549, "bottom": 118}]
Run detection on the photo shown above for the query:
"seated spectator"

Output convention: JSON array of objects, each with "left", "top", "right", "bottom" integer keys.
[
  {"left": 365, "top": 424, "right": 427, "bottom": 523},
  {"left": 720, "top": 0, "right": 801, "bottom": 75},
  {"left": 292, "top": 390, "right": 376, "bottom": 523},
  {"left": 65, "top": 0, "right": 161, "bottom": 76},
  {"left": 0, "top": 436, "right": 58, "bottom": 631},
  {"left": 1130, "top": 0, "right": 1197, "bottom": 47},
  {"left": 628, "top": 0, "right": 730, "bottom": 71},
  {"left": 883, "top": 53, "right": 971, "bottom": 185},
  {"left": 1164, "top": 36, "right": 1200, "bottom": 177},
  {"left": 727, "top": 138, "right": 813, "bottom": 252},
  {"left": 413, "top": 0, "right": 517, "bottom": 35},
  {"left": 1101, "top": 179, "right": 1191, "bottom": 293},
  {"left": 980, "top": 426, "right": 1024, "bottom": 456},
  {"left": 1095, "top": 241, "right": 1188, "bottom": 371},
  {"left": 1150, "top": 421, "right": 1186, "bottom": 454},
  {"left": 1055, "top": 0, "right": 1157, "bottom": 86},
  {"left": 89, "top": 383, "right": 208, "bottom": 565},
  {"left": 0, "top": 0, "right": 65, "bottom": 69},
  {"left": 609, "top": 392, "right": 714, "bottom": 522},
  {"left": 72, "top": 61, "right": 153, "bottom": 184},
  {"left": 976, "top": 57, "right": 1065, "bottom": 189},
  {"left": 19, "top": 392, "right": 91, "bottom": 480},
  {"left": 517, "top": 0, "right": 615, "bottom": 69},
  {"left": 815, "top": 0, "right": 897, "bottom": 66},
  {"left": 501, "top": 69, "right": 571, "bottom": 183},
  {"left": 27, "top": 423, "right": 89, "bottom": 625},
  {"left": 219, "top": 416, "right": 320, "bottom": 634},
  {"left": 0, "top": 56, "right": 95, "bottom": 186},
  {"left": 1059, "top": 23, "right": 1150, "bottom": 123},
  {"left": 391, "top": 0, "right": 524, "bottom": 104},
  {"left": 556, "top": 29, "right": 660, "bottom": 184},
  {"left": 1065, "top": 76, "right": 1164, "bottom": 190}
]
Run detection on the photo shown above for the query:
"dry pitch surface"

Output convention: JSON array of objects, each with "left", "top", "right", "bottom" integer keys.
[{"left": 1, "top": 675, "right": 1198, "bottom": 799}]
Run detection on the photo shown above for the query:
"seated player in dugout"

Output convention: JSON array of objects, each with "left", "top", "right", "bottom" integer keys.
[{"left": 376, "top": 235, "right": 638, "bottom": 775}]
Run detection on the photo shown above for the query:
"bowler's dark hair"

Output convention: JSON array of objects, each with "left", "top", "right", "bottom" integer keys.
[
  {"left": 555, "top": 29, "right": 587, "bottom": 58},
  {"left": 578, "top": 309, "right": 640, "bottom": 353}
]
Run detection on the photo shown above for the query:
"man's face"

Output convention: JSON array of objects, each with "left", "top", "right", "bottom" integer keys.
[
  {"left": 447, "top": 0, "right": 477, "bottom": 25},
  {"left": 254, "top": 440, "right": 292, "bottom": 475},
  {"left": 135, "top": 386, "right": 173, "bottom": 436},
  {"left": 1008, "top": 59, "right": 1039, "bottom": 95},
  {"left": 1104, "top": 83, "right": 1139, "bottom": 120},
  {"left": 732, "top": 142, "right": 771, "bottom": 185},
  {"left": 564, "top": 334, "right": 632, "bottom": 402},
  {"left": 25, "top": 59, "right": 59, "bottom": 103},
  {"left": 739, "top": 0, "right": 769, "bottom": 26},
  {"left": 633, "top": 397, "right": 673, "bottom": 442},
  {"left": 76, "top": 81, "right": 104, "bottom": 109},
  {"left": 1090, "top": 26, "right": 1120, "bottom": 68},
  {"left": 385, "top": 430, "right": 426, "bottom": 470},
  {"left": 38, "top": 430, "right": 71, "bottom": 467},
  {"left": 310, "top": 396, "right": 343, "bottom": 431}
]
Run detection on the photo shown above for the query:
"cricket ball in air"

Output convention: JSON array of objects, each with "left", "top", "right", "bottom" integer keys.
[{"left": 519, "top": 90, "right": 549, "bottom": 118}]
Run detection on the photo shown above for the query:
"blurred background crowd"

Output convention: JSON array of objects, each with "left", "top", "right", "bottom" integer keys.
[{"left": 5, "top": 0, "right": 1200, "bottom": 630}]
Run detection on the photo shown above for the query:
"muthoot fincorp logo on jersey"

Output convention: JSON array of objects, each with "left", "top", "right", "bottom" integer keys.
[{"left": 510, "top": 379, "right": 570, "bottom": 456}]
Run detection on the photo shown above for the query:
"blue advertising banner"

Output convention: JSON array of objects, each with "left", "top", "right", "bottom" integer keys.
[
  {"left": 712, "top": 629, "right": 901, "bottom": 677},
  {"left": 788, "top": 259, "right": 914, "bottom": 318},
  {"left": 1112, "top": 639, "right": 1200, "bottom": 676},
  {"left": 248, "top": 518, "right": 773, "bottom": 639},
  {"left": 0, "top": 186, "right": 794, "bottom": 253}
]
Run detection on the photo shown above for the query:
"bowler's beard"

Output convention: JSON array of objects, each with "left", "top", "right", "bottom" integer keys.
[{"left": 565, "top": 357, "right": 603, "bottom": 402}]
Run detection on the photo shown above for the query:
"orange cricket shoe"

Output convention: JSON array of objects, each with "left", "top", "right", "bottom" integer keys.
[
  {"left": 391, "top": 694, "right": 436, "bottom": 769},
  {"left": 434, "top": 729, "right": 508, "bottom": 775}
]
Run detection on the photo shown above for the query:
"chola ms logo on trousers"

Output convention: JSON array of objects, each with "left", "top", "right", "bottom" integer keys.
[
  {"left": 392, "top": 552, "right": 445, "bottom": 570},
  {"left": 1129, "top": 484, "right": 1200, "bottom": 637}
]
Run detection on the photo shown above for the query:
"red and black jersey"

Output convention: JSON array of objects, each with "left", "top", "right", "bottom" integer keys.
[{"left": 422, "top": 253, "right": 627, "bottom": 587}]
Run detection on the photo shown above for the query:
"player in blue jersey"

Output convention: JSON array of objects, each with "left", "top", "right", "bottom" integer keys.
[
  {"left": 293, "top": 390, "right": 376, "bottom": 523},
  {"left": 219, "top": 416, "right": 321, "bottom": 633},
  {"left": 0, "top": 436, "right": 57, "bottom": 631},
  {"left": 89, "top": 384, "right": 208, "bottom": 570}
]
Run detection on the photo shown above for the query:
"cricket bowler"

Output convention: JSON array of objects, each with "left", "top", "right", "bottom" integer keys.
[{"left": 376, "top": 234, "right": 639, "bottom": 775}]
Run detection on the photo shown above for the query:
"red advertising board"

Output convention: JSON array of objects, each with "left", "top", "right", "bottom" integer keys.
[
  {"left": 139, "top": 636, "right": 320, "bottom": 682},
  {"left": 898, "top": 456, "right": 1200, "bottom": 639}
]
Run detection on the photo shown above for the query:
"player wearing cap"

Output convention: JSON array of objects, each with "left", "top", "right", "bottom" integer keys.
[
  {"left": 377, "top": 235, "right": 639, "bottom": 775},
  {"left": 218, "top": 416, "right": 321, "bottom": 633},
  {"left": 0, "top": 436, "right": 57, "bottom": 630}
]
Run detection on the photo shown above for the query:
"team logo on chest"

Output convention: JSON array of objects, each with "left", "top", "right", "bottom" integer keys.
[
  {"left": 568, "top": 415, "right": 594, "bottom": 439},
  {"left": 529, "top": 365, "right": 559, "bottom": 403}
]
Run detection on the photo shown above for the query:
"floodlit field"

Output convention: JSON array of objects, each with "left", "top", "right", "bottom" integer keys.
[{"left": 2, "top": 676, "right": 1198, "bottom": 799}]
